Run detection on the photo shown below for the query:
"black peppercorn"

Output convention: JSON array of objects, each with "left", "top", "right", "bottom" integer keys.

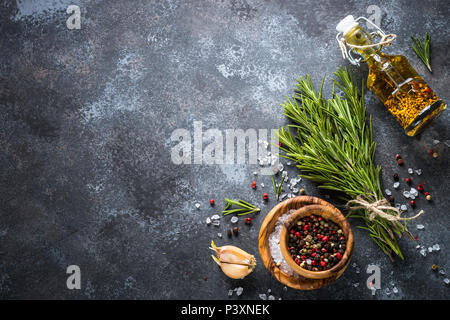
[
  {"left": 393, "top": 173, "right": 399, "bottom": 181},
  {"left": 233, "top": 226, "right": 238, "bottom": 236},
  {"left": 227, "top": 229, "right": 232, "bottom": 238}
]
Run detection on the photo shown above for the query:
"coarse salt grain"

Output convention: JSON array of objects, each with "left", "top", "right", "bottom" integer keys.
[{"left": 268, "top": 210, "right": 300, "bottom": 277}]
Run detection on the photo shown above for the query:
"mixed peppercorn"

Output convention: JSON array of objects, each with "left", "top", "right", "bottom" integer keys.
[{"left": 287, "top": 215, "right": 346, "bottom": 271}]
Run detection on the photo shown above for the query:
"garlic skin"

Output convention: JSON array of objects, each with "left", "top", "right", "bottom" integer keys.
[{"left": 210, "top": 241, "right": 256, "bottom": 279}]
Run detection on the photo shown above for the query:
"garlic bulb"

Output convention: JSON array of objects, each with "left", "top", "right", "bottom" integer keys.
[{"left": 210, "top": 240, "right": 256, "bottom": 279}]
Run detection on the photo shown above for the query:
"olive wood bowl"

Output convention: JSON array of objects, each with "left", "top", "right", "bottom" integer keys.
[
  {"left": 258, "top": 196, "right": 354, "bottom": 290},
  {"left": 279, "top": 204, "right": 354, "bottom": 280}
]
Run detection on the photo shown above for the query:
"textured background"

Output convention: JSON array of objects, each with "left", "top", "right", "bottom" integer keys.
[{"left": 0, "top": 0, "right": 449, "bottom": 299}]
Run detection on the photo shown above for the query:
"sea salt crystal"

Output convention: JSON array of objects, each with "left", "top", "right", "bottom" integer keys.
[
  {"left": 416, "top": 245, "right": 421, "bottom": 249},
  {"left": 420, "top": 248, "right": 427, "bottom": 257},
  {"left": 400, "top": 204, "right": 407, "bottom": 211},
  {"left": 432, "top": 244, "right": 440, "bottom": 251},
  {"left": 282, "top": 171, "right": 288, "bottom": 178},
  {"left": 395, "top": 203, "right": 401, "bottom": 210},
  {"left": 393, "top": 182, "right": 400, "bottom": 189},
  {"left": 352, "top": 283, "right": 359, "bottom": 288},
  {"left": 306, "top": 259, "right": 312, "bottom": 265},
  {"left": 415, "top": 169, "right": 422, "bottom": 176},
  {"left": 235, "top": 287, "right": 243, "bottom": 296},
  {"left": 416, "top": 224, "right": 425, "bottom": 230},
  {"left": 409, "top": 194, "right": 415, "bottom": 200},
  {"left": 385, "top": 189, "right": 392, "bottom": 196},
  {"left": 292, "top": 188, "right": 299, "bottom": 194},
  {"left": 206, "top": 217, "right": 211, "bottom": 225},
  {"left": 428, "top": 247, "right": 433, "bottom": 253},
  {"left": 392, "top": 287, "right": 398, "bottom": 294},
  {"left": 259, "top": 294, "right": 267, "bottom": 300},
  {"left": 385, "top": 288, "right": 391, "bottom": 296},
  {"left": 433, "top": 139, "right": 440, "bottom": 145},
  {"left": 253, "top": 171, "right": 258, "bottom": 176},
  {"left": 267, "top": 289, "right": 271, "bottom": 293},
  {"left": 260, "top": 183, "right": 265, "bottom": 188},
  {"left": 445, "top": 140, "right": 450, "bottom": 147},
  {"left": 355, "top": 267, "right": 360, "bottom": 274},
  {"left": 228, "top": 290, "right": 233, "bottom": 297},
  {"left": 439, "top": 270, "right": 446, "bottom": 275},
  {"left": 408, "top": 168, "right": 413, "bottom": 174},
  {"left": 195, "top": 203, "right": 201, "bottom": 209},
  {"left": 278, "top": 163, "right": 284, "bottom": 172},
  {"left": 217, "top": 233, "right": 222, "bottom": 238},
  {"left": 280, "top": 193, "right": 287, "bottom": 201},
  {"left": 230, "top": 216, "right": 238, "bottom": 224},
  {"left": 410, "top": 188, "right": 419, "bottom": 197},
  {"left": 444, "top": 278, "right": 450, "bottom": 285},
  {"left": 402, "top": 191, "right": 410, "bottom": 198},
  {"left": 211, "top": 215, "right": 220, "bottom": 220},
  {"left": 212, "top": 220, "right": 220, "bottom": 227},
  {"left": 268, "top": 295, "right": 275, "bottom": 300},
  {"left": 286, "top": 161, "right": 292, "bottom": 166}
]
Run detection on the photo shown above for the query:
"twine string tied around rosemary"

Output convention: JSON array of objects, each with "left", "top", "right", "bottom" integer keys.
[{"left": 346, "top": 196, "right": 423, "bottom": 222}]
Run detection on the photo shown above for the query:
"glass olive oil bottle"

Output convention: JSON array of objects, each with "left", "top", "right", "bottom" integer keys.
[{"left": 336, "top": 15, "right": 446, "bottom": 136}]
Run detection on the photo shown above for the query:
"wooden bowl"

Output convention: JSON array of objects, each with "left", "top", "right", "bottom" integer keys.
[
  {"left": 279, "top": 204, "right": 354, "bottom": 280},
  {"left": 258, "top": 196, "right": 354, "bottom": 290}
]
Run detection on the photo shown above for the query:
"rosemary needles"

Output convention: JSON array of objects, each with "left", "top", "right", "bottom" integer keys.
[
  {"left": 222, "top": 199, "right": 260, "bottom": 216},
  {"left": 277, "top": 67, "right": 413, "bottom": 261},
  {"left": 411, "top": 32, "right": 432, "bottom": 72},
  {"left": 271, "top": 174, "right": 285, "bottom": 201}
]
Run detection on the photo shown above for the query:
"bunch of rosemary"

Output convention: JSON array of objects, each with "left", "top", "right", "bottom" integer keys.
[{"left": 277, "top": 67, "right": 414, "bottom": 261}]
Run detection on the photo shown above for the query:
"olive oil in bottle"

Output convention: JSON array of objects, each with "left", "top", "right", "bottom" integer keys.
[{"left": 336, "top": 15, "right": 446, "bottom": 136}]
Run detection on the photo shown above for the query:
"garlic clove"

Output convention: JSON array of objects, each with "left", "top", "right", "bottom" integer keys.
[
  {"left": 210, "top": 241, "right": 256, "bottom": 279},
  {"left": 220, "top": 262, "right": 253, "bottom": 279}
]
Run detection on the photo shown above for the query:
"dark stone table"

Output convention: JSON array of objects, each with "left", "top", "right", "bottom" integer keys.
[{"left": 0, "top": 0, "right": 448, "bottom": 299}]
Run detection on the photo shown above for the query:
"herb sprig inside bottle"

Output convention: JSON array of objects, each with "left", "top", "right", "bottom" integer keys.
[{"left": 222, "top": 199, "right": 260, "bottom": 216}]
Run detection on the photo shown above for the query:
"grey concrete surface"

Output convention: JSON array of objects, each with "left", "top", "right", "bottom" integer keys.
[{"left": 0, "top": 0, "right": 449, "bottom": 299}]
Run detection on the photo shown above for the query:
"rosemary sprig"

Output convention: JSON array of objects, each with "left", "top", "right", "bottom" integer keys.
[
  {"left": 271, "top": 174, "right": 286, "bottom": 201},
  {"left": 222, "top": 198, "right": 260, "bottom": 216},
  {"left": 411, "top": 32, "right": 432, "bottom": 72},
  {"left": 277, "top": 66, "right": 412, "bottom": 261}
]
